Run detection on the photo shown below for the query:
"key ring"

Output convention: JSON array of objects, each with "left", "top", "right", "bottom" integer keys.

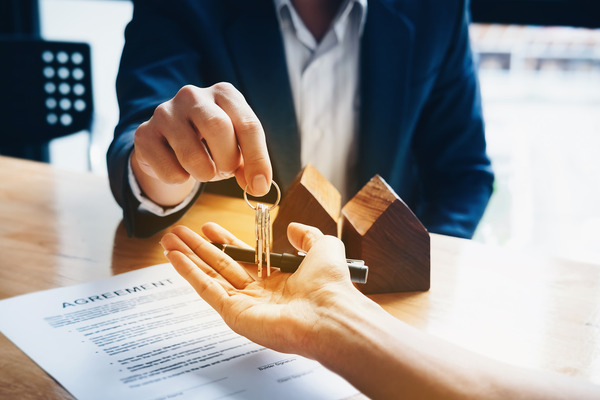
[{"left": 243, "top": 181, "right": 281, "bottom": 211}]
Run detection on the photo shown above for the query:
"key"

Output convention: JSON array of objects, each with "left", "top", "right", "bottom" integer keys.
[
  {"left": 244, "top": 182, "right": 280, "bottom": 278},
  {"left": 256, "top": 203, "right": 271, "bottom": 277}
]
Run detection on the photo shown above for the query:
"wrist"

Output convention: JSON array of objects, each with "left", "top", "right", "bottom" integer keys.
[
  {"left": 305, "top": 287, "right": 385, "bottom": 361},
  {"left": 302, "top": 288, "right": 420, "bottom": 399},
  {"left": 130, "top": 150, "right": 196, "bottom": 206}
]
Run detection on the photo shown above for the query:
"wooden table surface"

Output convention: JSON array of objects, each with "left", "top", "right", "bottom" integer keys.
[{"left": 1, "top": 155, "right": 600, "bottom": 399}]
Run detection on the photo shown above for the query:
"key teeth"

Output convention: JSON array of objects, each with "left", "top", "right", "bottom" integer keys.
[
  {"left": 246, "top": 182, "right": 279, "bottom": 280},
  {"left": 245, "top": 181, "right": 279, "bottom": 279},
  {"left": 266, "top": 207, "right": 271, "bottom": 277},
  {"left": 254, "top": 202, "right": 273, "bottom": 279}
]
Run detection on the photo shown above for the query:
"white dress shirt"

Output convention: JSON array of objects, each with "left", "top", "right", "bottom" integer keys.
[
  {"left": 275, "top": 0, "right": 367, "bottom": 200},
  {"left": 130, "top": 0, "right": 367, "bottom": 215}
]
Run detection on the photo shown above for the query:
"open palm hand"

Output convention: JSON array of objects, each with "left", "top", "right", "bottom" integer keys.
[{"left": 160, "top": 222, "right": 356, "bottom": 358}]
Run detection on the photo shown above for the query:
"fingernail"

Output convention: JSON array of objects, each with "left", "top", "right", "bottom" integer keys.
[
  {"left": 163, "top": 250, "right": 170, "bottom": 257},
  {"left": 252, "top": 174, "right": 269, "bottom": 196}
]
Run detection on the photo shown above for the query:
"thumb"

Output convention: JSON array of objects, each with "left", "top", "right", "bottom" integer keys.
[
  {"left": 288, "top": 223, "right": 351, "bottom": 284},
  {"left": 287, "top": 223, "right": 324, "bottom": 254}
]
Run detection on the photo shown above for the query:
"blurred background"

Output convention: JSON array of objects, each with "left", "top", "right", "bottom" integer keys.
[{"left": 2, "top": 0, "right": 599, "bottom": 264}]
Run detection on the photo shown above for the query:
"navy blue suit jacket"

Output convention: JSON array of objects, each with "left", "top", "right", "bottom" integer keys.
[{"left": 108, "top": 0, "right": 494, "bottom": 239}]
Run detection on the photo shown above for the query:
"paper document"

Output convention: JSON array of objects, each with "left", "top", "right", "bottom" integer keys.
[{"left": 0, "top": 263, "right": 359, "bottom": 400}]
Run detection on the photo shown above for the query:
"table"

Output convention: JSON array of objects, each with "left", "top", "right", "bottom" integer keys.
[{"left": 1, "top": 155, "right": 599, "bottom": 399}]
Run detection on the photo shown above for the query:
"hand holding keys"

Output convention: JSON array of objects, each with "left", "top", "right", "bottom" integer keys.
[{"left": 244, "top": 182, "right": 281, "bottom": 278}]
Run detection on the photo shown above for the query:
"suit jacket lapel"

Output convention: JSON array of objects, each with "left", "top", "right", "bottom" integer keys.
[
  {"left": 225, "top": 1, "right": 301, "bottom": 190},
  {"left": 357, "top": 0, "right": 414, "bottom": 193}
]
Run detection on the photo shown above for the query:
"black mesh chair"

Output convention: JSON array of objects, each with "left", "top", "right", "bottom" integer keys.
[{"left": 0, "top": 38, "right": 94, "bottom": 162}]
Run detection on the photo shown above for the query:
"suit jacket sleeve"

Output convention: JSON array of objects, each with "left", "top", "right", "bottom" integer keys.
[
  {"left": 107, "top": 1, "right": 208, "bottom": 238},
  {"left": 411, "top": 1, "right": 494, "bottom": 239}
]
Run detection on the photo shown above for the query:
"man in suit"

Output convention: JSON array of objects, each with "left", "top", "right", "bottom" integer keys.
[{"left": 107, "top": 0, "right": 494, "bottom": 239}]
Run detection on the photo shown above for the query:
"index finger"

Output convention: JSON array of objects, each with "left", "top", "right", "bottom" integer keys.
[
  {"left": 201, "top": 222, "right": 253, "bottom": 250},
  {"left": 163, "top": 225, "right": 254, "bottom": 290},
  {"left": 211, "top": 83, "right": 272, "bottom": 196}
]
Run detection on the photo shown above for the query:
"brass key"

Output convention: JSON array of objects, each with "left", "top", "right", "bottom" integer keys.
[{"left": 244, "top": 182, "right": 280, "bottom": 278}]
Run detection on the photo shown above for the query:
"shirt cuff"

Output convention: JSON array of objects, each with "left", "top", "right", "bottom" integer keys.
[{"left": 127, "top": 154, "right": 201, "bottom": 217}]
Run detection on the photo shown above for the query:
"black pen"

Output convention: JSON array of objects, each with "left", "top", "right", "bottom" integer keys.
[{"left": 211, "top": 243, "right": 368, "bottom": 284}]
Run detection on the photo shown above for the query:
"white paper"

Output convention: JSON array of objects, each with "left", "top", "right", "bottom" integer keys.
[{"left": 0, "top": 263, "right": 359, "bottom": 400}]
